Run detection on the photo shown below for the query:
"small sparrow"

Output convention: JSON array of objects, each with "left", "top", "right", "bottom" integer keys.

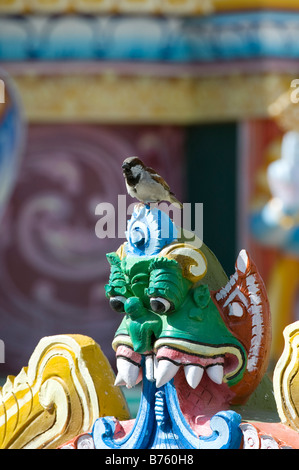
[{"left": 122, "top": 156, "right": 183, "bottom": 208}]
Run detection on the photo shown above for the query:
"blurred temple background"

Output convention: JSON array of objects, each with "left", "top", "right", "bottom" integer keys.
[{"left": 1, "top": 0, "right": 299, "bottom": 375}]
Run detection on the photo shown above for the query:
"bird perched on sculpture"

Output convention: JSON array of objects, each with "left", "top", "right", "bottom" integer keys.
[{"left": 122, "top": 157, "right": 183, "bottom": 208}]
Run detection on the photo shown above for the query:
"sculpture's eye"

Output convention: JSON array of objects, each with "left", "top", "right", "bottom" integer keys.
[
  {"left": 109, "top": 296, "right": 127, "bottom": 313},
  {"left": 150, "top": 297, "right": 173, "bottom": 314}
]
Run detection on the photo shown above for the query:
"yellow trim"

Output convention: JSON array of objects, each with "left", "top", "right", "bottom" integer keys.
[
  {"left": 10, "top": 72, "right": 295, "bottom": 124},
  {"left": 273, "top": 321, "right": 299, "bottom": 431},
  {"left": 112, "top": 334, "right": 134, "bottom": 351},
  {"left": 214, "top": 0, "right": 299, "bottom": 10},
  {"left": 1, "top": 0, "right": 299, "bottom": 14}
]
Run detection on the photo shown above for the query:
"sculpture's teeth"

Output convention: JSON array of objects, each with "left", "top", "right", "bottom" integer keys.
[
  {"left": 184, "top": 365, "right": 204, "bottom": 389},
  {"left": 114, "top": 373, "right": 126, "bottom": 387},
  {"left": 116, "top": 358, "right": 140, "bottom": 388},
  {"left": 206, "top": 364, "right": 224, "bottom": 384},
  {"left": 145, "top": 355, "right": 155, "bottom": 382},
  {"left": 155, "top": 360, "right": 180, "bottom": 388}
]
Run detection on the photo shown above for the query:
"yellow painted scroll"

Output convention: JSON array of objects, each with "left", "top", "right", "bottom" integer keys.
[
  {"left": 274, "top": 322, "right": 299, "bottom": 433},
  {"left": 0, "top": 334, "right": 129, "bottom": 449}
]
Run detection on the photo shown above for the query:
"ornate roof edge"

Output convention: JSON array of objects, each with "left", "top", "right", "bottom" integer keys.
[
  {"left": 2, "top": 0, "right": 299, "bottom": 15},
  {"left": 2, "top": 63, "right": 296, "bottom": 123}
]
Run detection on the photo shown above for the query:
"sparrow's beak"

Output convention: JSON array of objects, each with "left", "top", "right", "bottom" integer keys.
[{"left": 122, "top": 162, "right": 130, "bottom": 172}]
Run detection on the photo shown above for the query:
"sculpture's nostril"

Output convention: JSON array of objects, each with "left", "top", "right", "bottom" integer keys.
[{"left": 124, "top": 297, "right": 143, "bottom": 319}]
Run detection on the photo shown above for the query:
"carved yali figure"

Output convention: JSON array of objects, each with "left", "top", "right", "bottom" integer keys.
[{"left": 91, "top": 204, "right": 272, "bottom": 449}]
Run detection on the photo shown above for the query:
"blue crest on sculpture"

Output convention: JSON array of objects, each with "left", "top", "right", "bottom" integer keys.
[{"left": 125, "top": 205, "right": 178, "bottom": 257}]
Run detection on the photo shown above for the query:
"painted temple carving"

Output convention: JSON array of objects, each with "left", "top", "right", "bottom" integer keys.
[
  {"left": 0, "top": 198, "right": 299, "bottom": 449},
  {"left": 274, "top": 322, "right": 299, "bottom": 434},
  {"left": 0, "top": 334, "right": 129, "bottom": 449},
  {"left": 3, "top": 0, "right": 299, "bottom": 452}
]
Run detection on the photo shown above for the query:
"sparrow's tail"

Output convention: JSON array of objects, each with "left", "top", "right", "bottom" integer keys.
[{"left": 169, "top": 193, "right": 183, "bottom": 209}]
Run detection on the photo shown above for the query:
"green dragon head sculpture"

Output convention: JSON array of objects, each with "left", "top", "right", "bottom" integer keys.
[{"left": 105, "top": 204, "right": 271, "bottom": 412}]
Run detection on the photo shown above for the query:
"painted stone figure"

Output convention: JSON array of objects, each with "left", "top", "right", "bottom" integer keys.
[
  {"left": 3, "top": 159, "right": 299, "bottom": 449},
  {"left": 90, "top": 200, "right": 272, "bottom": 449}
]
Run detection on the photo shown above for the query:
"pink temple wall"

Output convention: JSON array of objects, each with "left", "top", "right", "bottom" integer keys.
[{"left": 0, "top": 124, "right": 184, "bottom": 374}]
